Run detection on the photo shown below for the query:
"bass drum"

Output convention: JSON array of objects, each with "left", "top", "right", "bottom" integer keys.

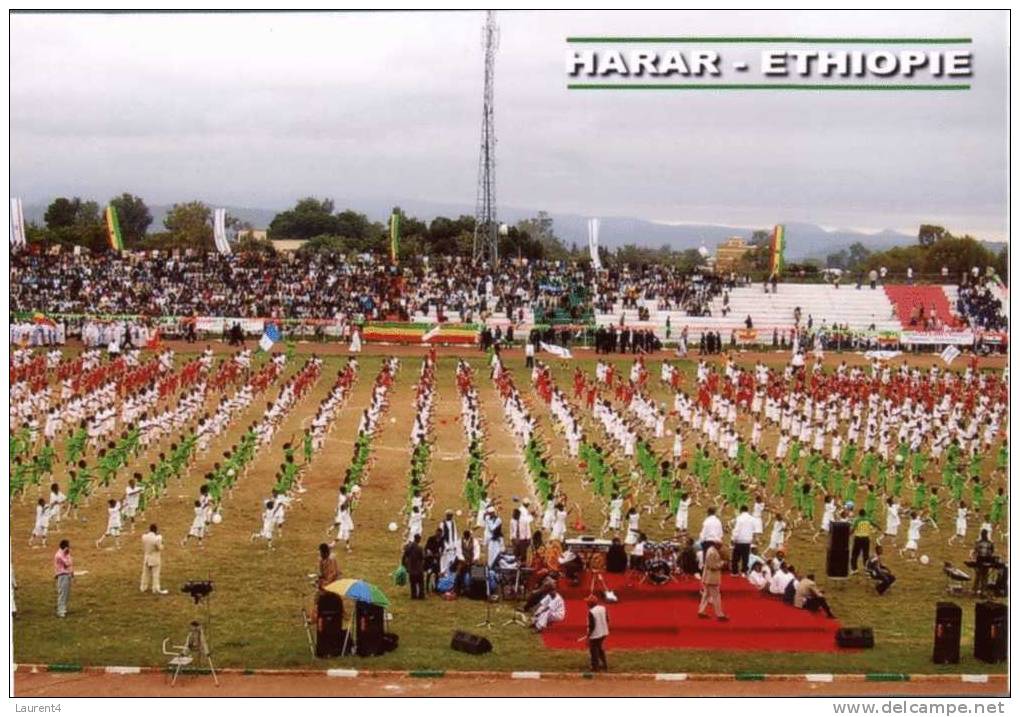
[{"left": 645, "top": 559, "right": 672, "bottom": 585}]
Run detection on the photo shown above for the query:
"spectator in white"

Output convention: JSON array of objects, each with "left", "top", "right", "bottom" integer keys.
[
  {"left": 769, "top": 561, "right": 795, "bottom": 597},
  {"left": 730, "top": 506, "right": 756, "bottom": 574},
  {"left": 532, "top": 588, "right": 566, "bottom": 632},
  {"left": 699, "top": 507, "right": 723, "bottom": 548},
  {"left": 747, "top": 562, "right": 770, "bottom": 591},
  {"left": 906, "top": 266, "right": 914, "bottom": 285}
]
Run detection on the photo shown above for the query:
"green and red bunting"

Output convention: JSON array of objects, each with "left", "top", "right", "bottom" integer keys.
[
  {"left": 769, "top": 224, "right": 785, "bottom": 276},
  {"left": 360, "top": 322, "right": 478, "bottom": 345},
  {"left": 105, "top": 205, "right": 125, "bottom": 252}
]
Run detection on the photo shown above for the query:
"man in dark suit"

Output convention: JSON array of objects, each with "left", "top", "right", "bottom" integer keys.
[{"left": 402, "top": 534, "right": 426, "bottom": 599}]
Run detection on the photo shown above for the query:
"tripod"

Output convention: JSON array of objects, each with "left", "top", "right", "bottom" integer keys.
[
  {"left": 476, "top": 567, "right": 496, "bottom": 629},
  {"left": 163, "top": 620, "right": 219, "bottom": 687}
]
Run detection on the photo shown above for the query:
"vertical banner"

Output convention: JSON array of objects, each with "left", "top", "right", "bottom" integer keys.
[
  {"left": 213, "top": 208, "right": 231, "bottom": 255},
  {"left": 105, "top": 205, "right": 125, "bottom": 251},
  {"left": 769, "top": 224, "right": 785, "bottom": 276},
  {"left": 389, "top": 208, "right": 401, "bottom": 264},
  {"left": 10, "top": 198, "right": 26, "bottom": 248},
  {"left": 587, "top": 217, "right": 602, "bottom": 269}
]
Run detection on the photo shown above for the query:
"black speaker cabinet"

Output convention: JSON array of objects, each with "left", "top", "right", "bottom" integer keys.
[
  {"left": 826, "top": 521, "right": 851, "bottom": 578},
  {"left": 974, "top": 601, "right": 1007, "bottom": 663},
  {"left": 315, "top": 592, "right": 344, "bottom": 658},
  {"left": 836, "top": 626, "right": 874, "bottom": 649},
  {"left": 356, "top": 601, "right": 386, "bottom": 657},
  {"left": 451, "top": 630, "right": 492, "bottom": 655},
  {"left": 468, "top": 565, "right": 488, "bottom": 600},
  {"left": 932, "top": 602, "right": 962, "bottom": 664}
]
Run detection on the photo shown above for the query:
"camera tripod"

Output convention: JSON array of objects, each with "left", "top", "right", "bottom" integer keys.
[{"left": 162, "top": 620, "right": 219, "bottom": 687}]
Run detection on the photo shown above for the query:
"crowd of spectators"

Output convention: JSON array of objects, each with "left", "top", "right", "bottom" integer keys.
[
  {"left": 956, "top": 283, "right": 1008, "bottom": 332},
  {"left": 10, "top": 249, "right": 592, "bottom": 325}
]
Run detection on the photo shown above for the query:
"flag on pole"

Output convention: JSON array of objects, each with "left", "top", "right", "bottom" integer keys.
[
  {"left": 389, "top": 209, "right": 401, "bottom": 265},
  {"left": 422, "top": 324, "right": 441, "bottom": 343},
  {"left": 540, "top": 341, "right": 573, "bottom": 359},
  {"left": 259, "top": 322, "right": 282, "bottom": 353},
  {"left": 940, "top": 345, "right": 961, "bottom": 365},
  {"left": 587, "top": 217, "right": 602, "bottom": 269},
  {"left": 10, "top": 198, "right": 26, "bottom": 248},
  {"left": 105, "top": 205, "right": 125, "bottom": 251},
  {"left": 769, "top": 224, "right": 785, "bottom": 276},
  {"left": 213, "top": 208, "right": 232, "bottom": 255}
]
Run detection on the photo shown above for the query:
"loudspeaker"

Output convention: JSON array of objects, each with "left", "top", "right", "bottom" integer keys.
[
  {"left": 974, "top": 601, "right": 1007, "bottom": 663},
  {"left": 468, "top": 565, "right": 488, "bottom": 600},
  {"left": 451, "top": 630, "right": 492, "bottom": 655},
  {"left": 356, "top": 601, "right": 386, "bottom": 657},
  {"left": 835, "top": 627, "right": 874, "bottom": 649},
  {"left": 932, "top": 602, "right": 962, "bottom": 664},
  {"left": 315, "top": 592, "right": 344, "bottom": 658},
  {"left": 606, "top": 543, "right": 627, "bottom": 573},
  {"left": 826, "top": 521, "right": 851, "bottom": 578}
]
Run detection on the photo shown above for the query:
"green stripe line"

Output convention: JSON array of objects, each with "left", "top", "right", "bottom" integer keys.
[
  {"left": 47, "top": 663, "right": 83, "bottom": 673},
  {"left": 866, "top": 673, "right": 910, "bottom": 682},
  {"left": 409, "top": 669, "right": 445, "bottom": 678},
  {"left": 567, "top": 36, "right": 972, "bottom": 44},
  {"left": 736, "top": 672, "right": 766, "bottom": 681},
  {"left": 568, "top": 84, "right": 970, "bottom": 91}
]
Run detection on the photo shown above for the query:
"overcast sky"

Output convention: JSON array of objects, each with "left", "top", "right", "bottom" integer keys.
[{"left": 10, "top": 10, "right": 1009, "bottom": 240}]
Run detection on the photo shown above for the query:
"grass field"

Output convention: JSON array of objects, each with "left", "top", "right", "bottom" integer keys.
[{"left": 10, "top": 346, "right": 1009, "bottom": 675}]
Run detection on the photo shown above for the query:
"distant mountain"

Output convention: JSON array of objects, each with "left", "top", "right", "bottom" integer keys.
[{"left": 20, "top": 199, "right": 929, "bottom": 259}]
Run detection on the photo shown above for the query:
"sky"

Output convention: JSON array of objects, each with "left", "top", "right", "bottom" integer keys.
[{"left": 9, "top": 10, "right": 1010, "bottom": 241}]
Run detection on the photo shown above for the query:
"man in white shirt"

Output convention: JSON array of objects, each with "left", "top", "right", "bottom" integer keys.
[
  {"left": 532, "top": 589, "right": 566, "bottom": 631},
  {"left": 699, "top": 507, "right": 724, "bottom": 546},
  {"left": 731, "top": 506, "right": 756, "bottom": 575}
]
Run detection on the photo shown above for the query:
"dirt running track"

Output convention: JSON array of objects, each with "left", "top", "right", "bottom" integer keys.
[{"left": 14, "top": 672, "right": 1008, "bottom": 697}]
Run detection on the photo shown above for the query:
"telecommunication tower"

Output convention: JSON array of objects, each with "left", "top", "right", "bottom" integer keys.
[{"left": 472, "top": 11, "right": 499, "bottom": 265}]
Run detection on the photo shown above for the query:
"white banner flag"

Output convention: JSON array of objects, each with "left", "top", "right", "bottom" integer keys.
[
  {"left": 540, "top": 341, "right": 573, "bottom": 359},
  {"left": 10, "top": 198, "right": 26, "bottom": 248},
  {"left": 587, "top": 217, "right": 602, "bottom": 269},
  {"left": 940, "top": 345, "right": 961, "bottom": 365},
  {"left": 213, "top": 208, "right": 231, "bottom": 255}
]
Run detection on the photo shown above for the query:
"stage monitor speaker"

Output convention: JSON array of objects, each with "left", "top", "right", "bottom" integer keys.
[
  {"left": 451, "top": 630, "right": 492, "bottom": 655},
  {"left": 974, "top": 601, "right": 1007, "bottom": 663},
  {"left": 356, "top": 601, "right": 386, "bottom": 657},
  {"left": 468, "top": 565, "right": 488, "bottom": 600},
  {"left": 835, "top": 627, "right": 874, "bottom": 649},
  {"left": 315, "top": 592, "right": 344, "bottom": 658},
  {"left": 826, "top": 521, "right": 851, "bottom": 578},
  {"left": 932, "top": 602, "right": 962, "bottom": 664}
]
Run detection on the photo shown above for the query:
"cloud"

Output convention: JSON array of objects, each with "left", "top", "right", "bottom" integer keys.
[{"left": 10, "top": 10, "right": 1009, "bottom": 240}]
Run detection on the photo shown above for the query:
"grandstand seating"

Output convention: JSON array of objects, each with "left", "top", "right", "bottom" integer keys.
[
  {"left": 594, "top": 284, "right": 902, "bottom": 340},
  {"left": 883, "top": 284, "right": 962, "bottom": 330}
]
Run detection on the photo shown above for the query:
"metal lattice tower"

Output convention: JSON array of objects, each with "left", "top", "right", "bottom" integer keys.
[{"left": 472, "top": 10, "right": 499, "bottom": 265}]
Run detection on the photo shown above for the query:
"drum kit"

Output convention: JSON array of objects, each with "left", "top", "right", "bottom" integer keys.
[{"left": 639, "top": 540, "right": 683, "bottom": 585}]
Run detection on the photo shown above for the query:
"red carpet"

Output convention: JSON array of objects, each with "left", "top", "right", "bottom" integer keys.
[{"left": 541, "top": 572, "right": 843, "bottom": 653}]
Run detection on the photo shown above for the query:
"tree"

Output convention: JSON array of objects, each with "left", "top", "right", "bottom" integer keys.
[
  {"left": 164, "top": 201, "right": 213, "bottom": 248},
  {"left": 918, "top": 224, "right": 947, "bottom": 248},
  {"left": 268, "top": 197, "right": 340, "bottom": 239},
  {"left": 847, "top": 242, "right": 872, "bottom": 272},
  {"left": 427, "top": 215, "right": 475, "bottom": 256},
  {"left": 516, "top": 211, "right": 568, "bottom": 260},
  {"left": 334, "top": 209, "right": 374, "bottom": 241},
  {"left": 825, "top": 249, "right": 849, "bottom": 270},
  {"left": 44, "top": 197, "right": 82, "bottom": 229},
  {"left": 109, "top": 193, "right": 152, "bottom": 246}
]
